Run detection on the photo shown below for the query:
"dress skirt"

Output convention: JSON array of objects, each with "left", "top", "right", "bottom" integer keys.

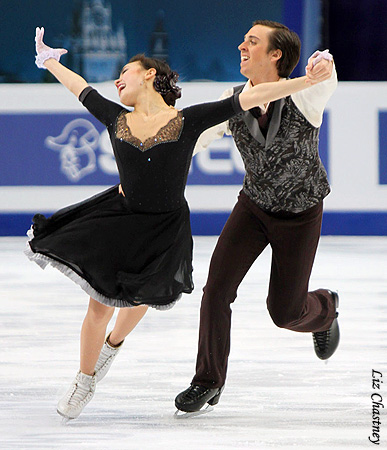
[{"left": 25, "top": 186, "right": 194, "bottom": 310}]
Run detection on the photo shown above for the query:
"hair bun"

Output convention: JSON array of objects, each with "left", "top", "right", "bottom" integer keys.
[{"left": 154, "top": 71, "right": 182, "bottom": 106}]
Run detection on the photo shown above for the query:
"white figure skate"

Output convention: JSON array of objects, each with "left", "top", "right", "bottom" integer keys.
[
  {"left": 94, "top": 333, "right": 124, "bottom": 383},
  {"left": 57, "top": 371, "right": 96, "bottom": 420}
]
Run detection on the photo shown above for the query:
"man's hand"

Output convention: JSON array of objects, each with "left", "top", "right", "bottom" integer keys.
[{"left": 305, "top": 50, "right": 333, "bottom": 85}]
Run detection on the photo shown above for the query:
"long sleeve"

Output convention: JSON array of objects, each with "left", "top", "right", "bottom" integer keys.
[
  {"left": 192, "top": 87, "right": 235, "bottom": 155},
  {"left": 291, "top": 63, "right": 338, "bottom": 127},
  {"left": 79, "top": 87, "right": 125, "bottom": 127},
  {"left": 183, "top": 93, "right": 242, "bottom": 147}
]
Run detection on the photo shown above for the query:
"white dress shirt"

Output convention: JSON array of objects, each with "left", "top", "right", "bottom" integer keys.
[{"left": 193, "top": 64, "right": 338, "bottom": 155}]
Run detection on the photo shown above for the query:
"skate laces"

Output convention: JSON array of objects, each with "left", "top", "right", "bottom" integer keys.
[
  {"left": 66, "top": 375, "right": 94, "bottom": 407},
  {"left": 185, "top": 385, "right": 209, "bottom": 400},
  {"left": 94, "top": 346, "right": 117, "bottom": 372},
  {"left": 313, "top": 329, "right": 330, "bottom": 350}
]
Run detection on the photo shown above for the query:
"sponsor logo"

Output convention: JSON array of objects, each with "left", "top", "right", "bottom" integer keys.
[{"left": 45, "top": 118, "right": 100, "bottom": 182}]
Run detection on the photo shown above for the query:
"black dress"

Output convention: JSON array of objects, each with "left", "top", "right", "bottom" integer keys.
[{"left": 25, "top": 87, "right": 241, "bottom": 309}]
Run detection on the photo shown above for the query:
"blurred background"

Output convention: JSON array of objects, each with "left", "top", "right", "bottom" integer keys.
[{"left": 0, "top": 0, "right": 386, "bottom": 236}]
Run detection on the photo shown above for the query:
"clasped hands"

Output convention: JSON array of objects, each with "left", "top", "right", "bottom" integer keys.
[{"left": 305, "top": 49, "right": 334, "bottom": 85}]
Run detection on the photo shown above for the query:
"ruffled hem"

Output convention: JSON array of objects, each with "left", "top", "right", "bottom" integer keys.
[{"left": 24, "top": 237, "right": 179, "bottom": 311}]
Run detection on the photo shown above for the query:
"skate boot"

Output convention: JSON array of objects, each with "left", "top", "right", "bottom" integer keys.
[
  {"left": 313, "top": 291, "right": 340, "bottom": 360},
  {"left": 175, "top": 384, "right": 224, "bottom": 413},
  {"left": 57, "top": 371, "right": 96, "bottom": 420},
  {"left": 94, "top": 332, "right": 124, "bottom": 383}
]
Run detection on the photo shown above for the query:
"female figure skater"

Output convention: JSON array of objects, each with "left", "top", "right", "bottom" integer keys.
[{"left": 26, "top": 27, "right": 327, "bottom": 420}]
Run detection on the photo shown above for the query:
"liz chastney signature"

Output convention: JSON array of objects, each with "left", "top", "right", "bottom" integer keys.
[{"left": 369, "top": 369, "right": 384, "bottom": 445}]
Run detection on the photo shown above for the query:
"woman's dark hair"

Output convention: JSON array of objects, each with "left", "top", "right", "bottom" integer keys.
[
  {"left": 129, "top": 54, "right": 182, "bottom": 106},
  {"left": 252, "top": 20, "right": 301, "bottom": 78}
]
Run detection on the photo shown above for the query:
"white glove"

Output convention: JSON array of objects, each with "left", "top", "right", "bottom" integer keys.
[
  {"left": 35, "top": 27, "right": 68, "bottom": 69},
  {"left": 308, "top": 49, "right": 333, "bottom": 68}
]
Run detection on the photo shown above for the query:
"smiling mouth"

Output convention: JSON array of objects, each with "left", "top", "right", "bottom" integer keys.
[
  {"left": 117, "top": 83, "right": 126, "bottom": 94},
  {"left": 241, "top": 55, "right": 250, "bottom": 63}
]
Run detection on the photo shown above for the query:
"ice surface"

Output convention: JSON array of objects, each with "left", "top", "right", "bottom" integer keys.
[{"left": 0, "top": 236, "right": 386, "bottom": 449}]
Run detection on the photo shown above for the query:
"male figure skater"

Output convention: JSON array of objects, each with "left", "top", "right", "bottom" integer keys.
[{"left": 175, "top": 20, "right": 339, "bottom": 413}]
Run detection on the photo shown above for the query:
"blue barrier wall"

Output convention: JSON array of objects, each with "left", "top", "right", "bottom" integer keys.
[{"left": 1, "top": 81, "right": 387, "bottom": 236}]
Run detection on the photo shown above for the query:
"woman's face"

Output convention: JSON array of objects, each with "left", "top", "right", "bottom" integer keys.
[{"left": 114, "top": 61, "right": 146, "bottom": 105}]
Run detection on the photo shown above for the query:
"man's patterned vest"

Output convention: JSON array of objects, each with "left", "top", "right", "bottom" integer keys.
[{"left": 229, "top": 84, "right": 331, "bottom": 213}]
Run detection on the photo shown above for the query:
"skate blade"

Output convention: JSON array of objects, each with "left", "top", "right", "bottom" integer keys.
[
  {"left": 57, "top": 409, "right": 75, "bottom": 424},
  {"left": 174, "top": 404, "right": 214, "bottom": 419},
  {"left": 61, "top": 417, "right": 71, "bottom": 425}
]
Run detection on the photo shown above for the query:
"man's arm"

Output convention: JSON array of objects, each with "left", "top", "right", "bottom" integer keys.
[{"left": 291, "top": 53, "right": 338, "bottom": 127}]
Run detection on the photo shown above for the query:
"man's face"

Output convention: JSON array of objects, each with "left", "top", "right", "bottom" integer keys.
[{"left": 238, "top": 25, "right": 275, "bottom": 80}]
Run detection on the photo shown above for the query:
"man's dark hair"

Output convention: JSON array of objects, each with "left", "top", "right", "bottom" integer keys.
[{"left": 253, "top": 20, "right": 301, "bottom": 78}]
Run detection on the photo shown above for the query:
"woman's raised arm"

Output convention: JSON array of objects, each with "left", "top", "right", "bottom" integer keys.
[{"left": 35, "top": 27, "right": 88, "bottom": 98}]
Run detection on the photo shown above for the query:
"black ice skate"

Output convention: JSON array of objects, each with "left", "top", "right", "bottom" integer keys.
[
  {"left": 174, "top": 384, "right": 224, "bottom": 417},
  {"left": 313, "top": 291, "right": 340, "bottom": 360}
]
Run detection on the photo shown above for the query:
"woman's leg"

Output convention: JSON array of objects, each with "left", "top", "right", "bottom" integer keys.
[
  {"left": 80, "top": 297, "right": 115, "bottom": 375},
  {"left": 58, "top": 297, "right": 114, "bottom": 419},
  {"left": 91, "top": 305, "right": 148, "bottom": 383},
  {"left": 108, "top": 305, "right": 148, "bottom": 346}
]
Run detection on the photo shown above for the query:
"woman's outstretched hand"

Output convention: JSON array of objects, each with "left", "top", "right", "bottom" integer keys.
[
  {"left": 35, "top": 27, "right": 68, "bottom": 69},
  {"left": 34, "top": 27, "right": 88, "bottom": 96},
  {"left": 305, "top": 49, "right": 333, "bottom": 85}
]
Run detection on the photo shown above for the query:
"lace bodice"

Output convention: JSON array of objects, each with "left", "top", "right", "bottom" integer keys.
[{"left": 115, "top": 110, "right": 184, "bottom": 151}]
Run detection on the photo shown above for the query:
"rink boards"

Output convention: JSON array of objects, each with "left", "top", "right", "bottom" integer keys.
[{"left": 0, "top": 82, "right": 387, "bottom": 235}]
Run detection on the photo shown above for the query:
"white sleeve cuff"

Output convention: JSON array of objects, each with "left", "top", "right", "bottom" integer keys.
[{"left": 291, "top": 63, "right": 338, "bottom": 127}]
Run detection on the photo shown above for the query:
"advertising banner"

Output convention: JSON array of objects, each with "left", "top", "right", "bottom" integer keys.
[{"left": 0, "top": 82, "right": 386, "bottom": 235}]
